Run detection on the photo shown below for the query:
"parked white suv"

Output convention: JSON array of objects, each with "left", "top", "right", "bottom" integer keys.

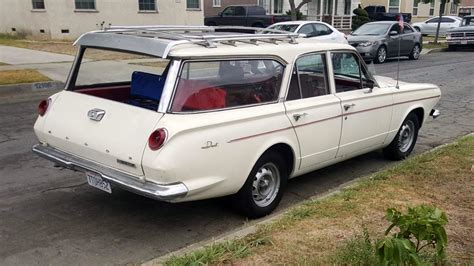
[{"left": 33, "top": 26, "right": 441, "bottom": 218}]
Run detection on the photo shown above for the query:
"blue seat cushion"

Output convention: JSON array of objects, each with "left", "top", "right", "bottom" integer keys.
[{"left": 130, "top": 71, "right": 164, "bottom": 101}]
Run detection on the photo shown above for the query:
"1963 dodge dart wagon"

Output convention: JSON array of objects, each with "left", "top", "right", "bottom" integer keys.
[{"left": 33, "top": 26, "right": 440, "bottom": 218}]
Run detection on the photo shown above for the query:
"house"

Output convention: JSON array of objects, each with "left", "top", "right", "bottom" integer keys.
[
  {"left": 306, "top": 0, "right": 360, "bottom": 30},
  {"left": 203, "top": 0, "right": 308, "bottom": 17},
  {"left": 459, "top": 0, "right": 474, "bottom": 15},
  {"left": 0, "top": 0, "right": 204, "bottom": 39},
  {"left": 361, "top": 0, "right": 460, "bottom": 22}
]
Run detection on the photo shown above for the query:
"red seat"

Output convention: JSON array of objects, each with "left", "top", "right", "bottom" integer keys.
[{"left": 182, "top": 87, "right": 226, "bottom": 111}]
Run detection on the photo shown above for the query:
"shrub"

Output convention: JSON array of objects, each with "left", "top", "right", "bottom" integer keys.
[
  {"left": 377, "top": 205, "right": 448, "bottom": 265},
  {"left": 352, "top": 7, "right": 370, "bottom": 31}
]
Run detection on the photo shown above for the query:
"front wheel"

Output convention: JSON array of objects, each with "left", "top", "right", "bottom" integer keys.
[
  {"left": 231, "top": 152, "right": 287, "bottom": 218},
  {"left": 383, "top": 113, "right": 420, "bottom": 160},
  {"left": 374, "top": 46, "right": 387, "bottom": 64},
  {"left": 409, "top": 44, "right": 421, "bottom": 60}
]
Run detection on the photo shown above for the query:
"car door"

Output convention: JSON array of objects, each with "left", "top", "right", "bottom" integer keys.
[
  {"left": 424, "top": 18, "right": 439, "bottom": 34},
  {"left": 330, "top": 51, "right": 394, "bottom": 157},
  {"left": 284, "top": 53, "right": 343, "bottom": 169},
  {"left": 387, "top": 24, "right": 402, "bottom": 57},
  {"left": 401, "top": 24, "right": 416, "bottom": 54},
  {"left": 440, "top": 17, "right": 456, "bottom": 34}
]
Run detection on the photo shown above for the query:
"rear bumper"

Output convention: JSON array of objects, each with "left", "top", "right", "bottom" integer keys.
[{"left": 32, "top": 144, "right": 188, "bottom": 201}]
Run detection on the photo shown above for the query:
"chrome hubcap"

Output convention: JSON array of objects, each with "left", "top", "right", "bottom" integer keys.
[
  {"left": 378, "top": 48, "right": 386, "bottom": 62},
  {"left": 398, "top": 120, "right": 415, "bottom": 153},
  {"left": 252, "top": 163, "right": 280, "bottom": 207}
]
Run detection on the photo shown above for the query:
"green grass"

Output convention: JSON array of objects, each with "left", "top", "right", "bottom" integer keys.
[
  {"left": 163, "top": 135, "right": 474, "bottom": 265},
  {"left": 424, "top": 42, "right": 448, "bottom": 49}
]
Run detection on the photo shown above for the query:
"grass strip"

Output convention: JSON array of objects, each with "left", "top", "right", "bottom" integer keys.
[
  {"left": 0, "top": 69, "right": 51, "bottom": 85},
  {"left": 164, "top": 135, "right": 474, "bottom": 265}
]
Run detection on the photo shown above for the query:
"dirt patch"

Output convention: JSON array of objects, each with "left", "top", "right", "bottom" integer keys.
[{"left": 0, "top": 69, "right": 51, "bottom": 85}]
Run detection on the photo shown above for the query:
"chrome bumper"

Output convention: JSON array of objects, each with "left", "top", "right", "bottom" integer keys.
[
  {"left": 430, "top": 109, "right": 440, "bottom": 119},
  {"left": 32, "top": 144, "right": 188, "bottom": 200}
]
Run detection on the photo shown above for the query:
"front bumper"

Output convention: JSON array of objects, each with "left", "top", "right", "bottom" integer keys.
[
  {"left": 447, "top": 38, "right": 474, "bottom": 45},
  {"left": 354, "top": 45, "right": 377, "bottom": 60},
  {"left": 32, "top": 144, "right": 188, "bottom": 200}
]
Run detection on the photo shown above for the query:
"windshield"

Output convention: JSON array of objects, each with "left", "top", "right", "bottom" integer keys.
[
  {"left": 352, "top": 23, "right": 391, "bottom": 36},
  {"left": 267, "top": 24, "right": 299, "bottom": 32},
  {"left": 461, "top": 17, "right": 474, "bottom": 26}
]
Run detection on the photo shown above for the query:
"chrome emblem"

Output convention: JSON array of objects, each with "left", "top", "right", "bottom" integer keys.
[{"left": 87, "top": 108, "right": 106, "bottom": 121}]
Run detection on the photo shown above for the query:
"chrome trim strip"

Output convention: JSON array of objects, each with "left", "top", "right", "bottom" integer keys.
[{"left": 32, "top": 144, "right": 188, "bottom": 200}]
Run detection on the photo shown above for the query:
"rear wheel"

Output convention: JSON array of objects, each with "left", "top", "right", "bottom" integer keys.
[
  {"left": 374, "top": 46, "right": 387, "bottom": 64},
  {"left": 232, "top": 152, "right": 287, "bottom": 218},
  {"left": 383, "top": 113, "right": 420, "bottom": 160},
  {"left": 409, "top": 44, "right": 421, "bottom": 60}
]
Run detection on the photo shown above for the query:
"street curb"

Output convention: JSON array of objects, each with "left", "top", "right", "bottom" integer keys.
[
  {"left": 142, "top": 133, "right": 474, "bottom": 266},
  {"left": 0, "top": 81, "right": 64, "bottom": 97},
  {"left": 421, "top": 48, "right": 446, "bottom": 55}
]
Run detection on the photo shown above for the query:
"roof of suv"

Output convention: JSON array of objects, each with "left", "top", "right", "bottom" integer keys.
[{"left": 74, "top": 26, "right": 355, "bottom": 62}]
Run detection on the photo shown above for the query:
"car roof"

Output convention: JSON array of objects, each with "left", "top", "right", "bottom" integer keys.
[
  {"left": 75, "top": 26, "right": 355, "bottom": 62},
  {"left": 363, "top": 21, "right": 397, "bottom": 25}
]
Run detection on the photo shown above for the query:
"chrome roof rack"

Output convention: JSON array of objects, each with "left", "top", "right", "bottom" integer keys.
[{"left": 75, "top": 25, "right": 302, "bottom": 58}]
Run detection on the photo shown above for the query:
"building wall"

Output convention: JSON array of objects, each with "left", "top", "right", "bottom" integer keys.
[{"left": 0, "top": 0, "right": 204, "bottom": 39}]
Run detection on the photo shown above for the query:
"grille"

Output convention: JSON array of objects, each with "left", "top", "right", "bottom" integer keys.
[
  {"left": 451, "top": 33, "right": 464, "bottom": 38},
  {"left": 465, "top": 32, "right": 474, "bottom": 37}
]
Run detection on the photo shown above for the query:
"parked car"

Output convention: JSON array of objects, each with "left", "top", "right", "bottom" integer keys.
[
  {"left": 267, "top": 21, "right": 348, "bottom": 44},
  {"left": 364, "top": 5, "right": 412, "bottom": 23},
  {"left": 412, "top": 15, "right": 462, "bottom": 36},
  {"left": 446, "top": 15, "right": 474, "bottom": 50},
  {"left": 347, "top": 21, "right": 422, "bottom": 63},
  {"left": 33, "top": 26, "right": 440, "bottom": 218},
  {"left": 204, "top": 5, "right": 290, "bottom": 28}
]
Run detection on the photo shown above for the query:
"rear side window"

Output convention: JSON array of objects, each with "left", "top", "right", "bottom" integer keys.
[
  {"left": 313, "top": 24, "right": 333, "bottom": 36},
  {"left": 287, "top": 53, "right": 328, "bottom": 101},
  {"left": 171, "top": 59, "right": 284, "bottom": 112}
]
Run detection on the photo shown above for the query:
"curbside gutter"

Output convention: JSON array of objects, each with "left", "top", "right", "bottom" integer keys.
[
  {"left": 0, "top": 81, "right": 64, "bottom": 98},
  {"left": 142, "top": 132, "right": 474, "bottom": 266}
]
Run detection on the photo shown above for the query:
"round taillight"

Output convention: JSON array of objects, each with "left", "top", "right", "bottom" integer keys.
[
  {"left": 38, "top": 99, "right": 49, "bottom": 116},
  {"left": 148, "top": 128, "right": 167, "bottom": 151}
]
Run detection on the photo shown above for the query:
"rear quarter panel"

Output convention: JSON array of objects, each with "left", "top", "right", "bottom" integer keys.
[{"left": 141, "top": 103, "right": 300, "bottom": 202}]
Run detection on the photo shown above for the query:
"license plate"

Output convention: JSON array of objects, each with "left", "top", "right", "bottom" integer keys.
[
  {"left": 461, "top": 40, "right": 468, "bottom": 44},
  {"left": 86, "top": 172, "right": 112, "bottom": 193}
]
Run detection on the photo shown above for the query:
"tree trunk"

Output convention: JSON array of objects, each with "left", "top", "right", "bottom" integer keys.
[
  {"left": 289, "top": 0, "right": 297, "bottom": 20},
  {"left": 434, "top": 0, "right": 446, "bottom": 44}
]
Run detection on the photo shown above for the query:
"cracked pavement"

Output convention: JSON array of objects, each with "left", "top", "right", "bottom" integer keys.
[{"left": 0, "top": 51, "right": 473, "bottom": 265}]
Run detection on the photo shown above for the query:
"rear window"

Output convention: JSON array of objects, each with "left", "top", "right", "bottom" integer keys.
[{"left": 171, "top": 59, "right": 284, "bottom": 112}]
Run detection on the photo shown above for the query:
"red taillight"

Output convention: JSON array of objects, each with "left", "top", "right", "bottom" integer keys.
[
  {"left": 38, "top": 99, "right": 49, "bottom": 116},
  {"left": 148, "top": 128, "right": 167, "bottom": 151}
]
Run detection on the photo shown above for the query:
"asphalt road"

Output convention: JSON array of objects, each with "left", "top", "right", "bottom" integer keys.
[{"left": 1, "top": 51, "right": 473, "bottom": 265}]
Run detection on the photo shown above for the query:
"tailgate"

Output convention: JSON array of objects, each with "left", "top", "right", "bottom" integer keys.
[{"left": 37, "top": 91, "right": 163, "bottom": 176}]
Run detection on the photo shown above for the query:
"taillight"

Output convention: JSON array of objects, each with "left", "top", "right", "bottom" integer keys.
[
  {"left": 38, "top": 99, "right": 49, "bottom": 116},
  {"left": 148, "top": 128, "right": 167, "bottom": 150}
]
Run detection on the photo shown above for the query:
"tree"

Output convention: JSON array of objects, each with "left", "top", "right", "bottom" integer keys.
[
  {"left": 422, "top": 0, "right": 460, "bottom": 44},
  {"left": 288, "top": 0, "right": 312, "bottom": 21}
]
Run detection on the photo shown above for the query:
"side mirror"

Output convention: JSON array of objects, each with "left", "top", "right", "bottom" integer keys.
[
  {"left": 389, "top": 30, "right": 399, "bottom": 36},
  {"left": 365, "top": 79, "right": 375, "bottom": 89}
]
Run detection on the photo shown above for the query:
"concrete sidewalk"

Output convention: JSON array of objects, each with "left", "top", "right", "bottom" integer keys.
[{"left": 0, "top": 45, "right": 75, "bottom": 65}]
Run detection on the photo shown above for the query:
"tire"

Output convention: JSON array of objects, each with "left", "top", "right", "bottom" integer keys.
[
  {"left": 231, "top": 152, "right": 288, "bottom": 218},
  {"left": 374, "top": 46, "right": 387, "bottom": 64},
  {"left": 409, "top": 44, "right": 421, "bottom": 60},
  {"left": 383, "top": 113, "right": 420, "bottom": 160}
]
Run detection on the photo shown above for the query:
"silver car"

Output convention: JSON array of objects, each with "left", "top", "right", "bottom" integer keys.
[{"left": 347, "top": 21, "right": 423, "bottom": 64}]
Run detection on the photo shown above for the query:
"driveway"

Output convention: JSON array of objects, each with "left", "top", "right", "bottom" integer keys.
[{"left": 0, "top": 51, "right": 473, "bottom": 265}]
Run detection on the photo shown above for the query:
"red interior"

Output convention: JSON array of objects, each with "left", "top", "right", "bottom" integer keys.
[{"left": 77, "top": 85, "right": 131, "bottom": 102}]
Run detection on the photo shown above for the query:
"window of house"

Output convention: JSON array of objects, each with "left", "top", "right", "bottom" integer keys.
[
  {"left": 450, "top": 2, "right": 458, "bottom": 14},
  {"left": 388, "top": 0, "right": 400, "bottom": 13},
  {"left": 287, "top": 54, "right": 329, "bottom": 101},
  {"left": 273, "top": 0, "right": 283, "bottom": 14},
  {"left": 139, "top": 0, "right": 156, "bottom": 11},
  {"left": 171, "top": 59, "right": 284, "bottom": 112},
  {"left": 75, "top": 0, "right": 96, "bottom": 9},
  {"left": 213, "top": 0, "right": 221, "bottom": 7},
  {"left": 413, "top": 0, "right": 420, "bottom": 16},
  {"left": 32, "top": 0, "right": 45, "bottom": 9},
  {"left": 331, "top": 52, "right": 371, "bottom": 93},
  {"left": 186, "top": 0, "right": 200, "bottom": 9},
  {"left": 430, "top": 0, "right": 435, "bottom": 16},
  {"left": 344, "top": 0, "right": 351, "bottom": 14}
]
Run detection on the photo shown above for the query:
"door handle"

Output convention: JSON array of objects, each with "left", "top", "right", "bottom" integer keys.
[
  {"left": 293, "top": 113, "right": 308, "bottom": 121},
  {"left": 343, "top": 103, "right": 356, "bottom": 111}
]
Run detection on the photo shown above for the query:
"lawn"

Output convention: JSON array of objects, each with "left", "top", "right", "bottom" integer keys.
[
  {"left": 165, "top": 135, "right": 474, "bottom": 265},
  {"left": 0, "top": 69, "right": 51, "bottom": 85}
]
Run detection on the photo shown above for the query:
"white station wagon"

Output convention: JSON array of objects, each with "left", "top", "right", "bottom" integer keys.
[{"left": 33, "top": 26, "right": 441, "bottom": 218}]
